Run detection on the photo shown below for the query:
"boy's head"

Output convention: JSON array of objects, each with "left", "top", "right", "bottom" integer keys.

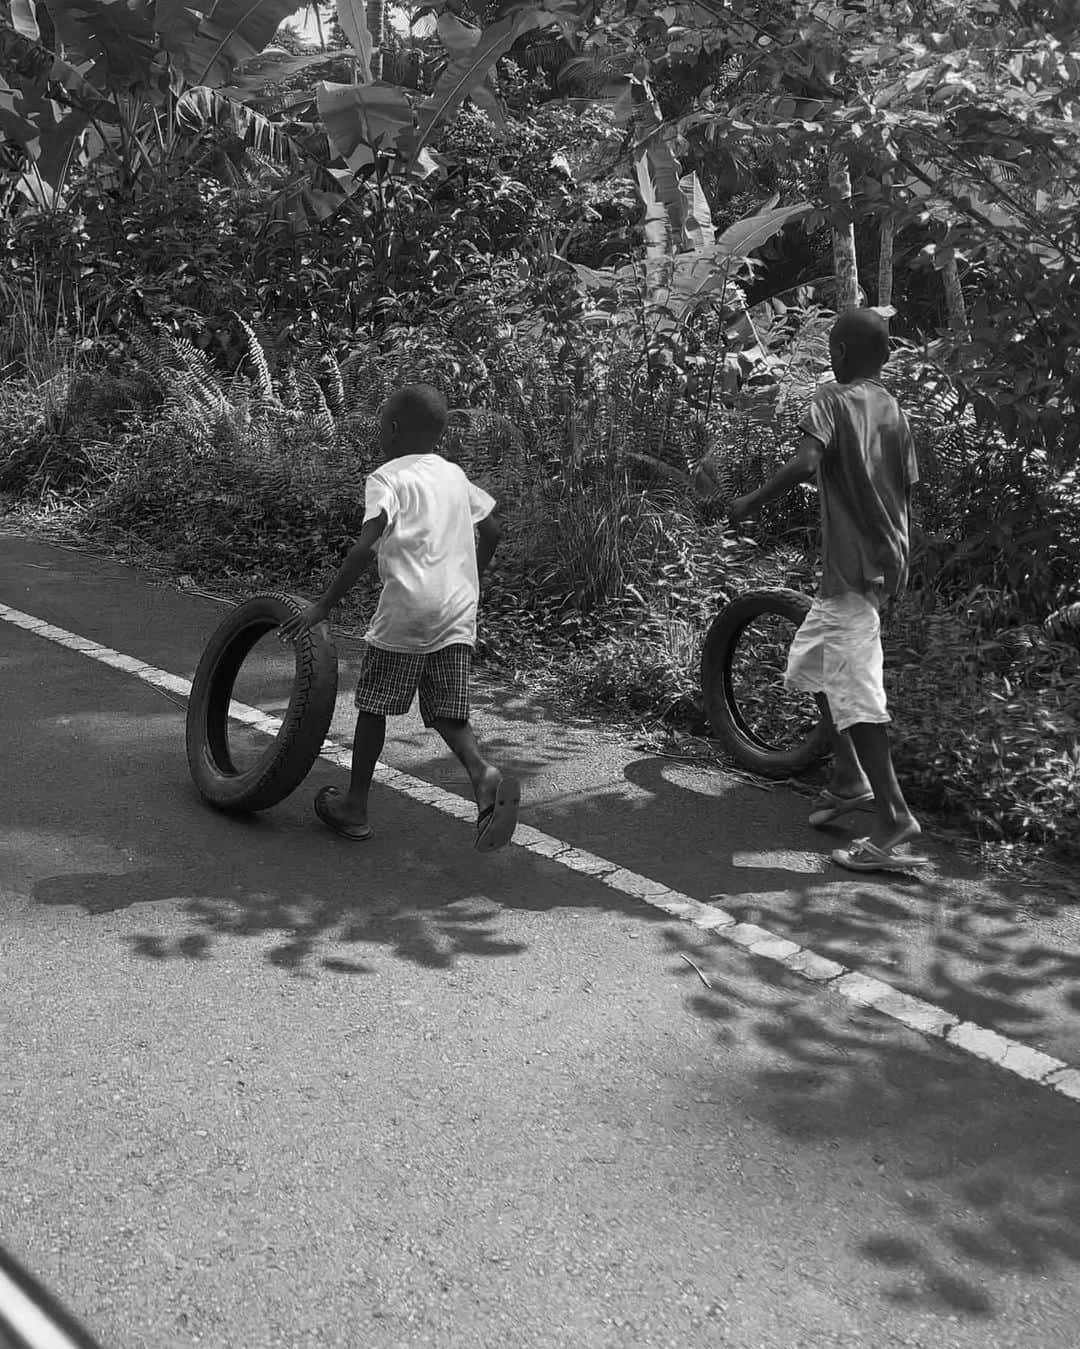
[
  {"left": 829, "top": 308, "right": 890, "bottom": 383},
  {"left": 379, "top": 383, "right": 448, "bottom": 457}
]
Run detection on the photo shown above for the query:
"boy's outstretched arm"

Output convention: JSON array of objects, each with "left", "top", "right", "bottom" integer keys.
[
  {"left": 476, "top": 509, "right": 501, "bottom": 578},
  {"left": 729, "top": 436, "right": 823, "bottom": 525},
  {"left": 279, "top": 511, "right": 387, "bottom": 642}
]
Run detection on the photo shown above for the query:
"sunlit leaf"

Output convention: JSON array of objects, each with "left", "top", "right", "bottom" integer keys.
[
  {"left": 10, "top": 0, "right": 40, "bottom": 41},
  {"left": 714, "top": 202, "right": 813, "bottom": 257},
  {"left": 177, "top": 86, "right": 302, "bottom": 167},
  {"left": 680, "top": 171, "right": 713, "bottom": 249}
]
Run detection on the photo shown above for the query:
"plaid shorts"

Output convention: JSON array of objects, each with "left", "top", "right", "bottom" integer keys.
[{"left": 354, "top": 643, "right": 471, "bottom": 725}]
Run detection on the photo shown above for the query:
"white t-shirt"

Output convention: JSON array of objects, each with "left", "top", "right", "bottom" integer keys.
[{"left": 362, "top": 453, "right": 495, "bottom": 654}]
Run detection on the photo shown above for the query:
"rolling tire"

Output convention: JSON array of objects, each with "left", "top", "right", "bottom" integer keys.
[
  {"left": 186, "top": 592, "right": 338, "bottom": 812},
  {"left": 701, "top": 588, "right": 829, "bottom": 778}
]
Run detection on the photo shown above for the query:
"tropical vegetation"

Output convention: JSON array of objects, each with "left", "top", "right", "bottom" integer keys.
[{"left": 1, "top": 0, "right": 1078, "bottom": 863}]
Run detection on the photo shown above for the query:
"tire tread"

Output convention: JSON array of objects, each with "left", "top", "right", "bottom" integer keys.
[{"left": 186, "top": 592, "right": 339, "bottom": 812}]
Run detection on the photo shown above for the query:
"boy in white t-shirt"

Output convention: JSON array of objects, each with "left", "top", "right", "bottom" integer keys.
[{"left": 280, "top": 384, "right": 520, "bottom": 851}]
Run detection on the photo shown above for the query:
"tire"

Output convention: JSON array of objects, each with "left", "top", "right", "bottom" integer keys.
[
  {"left": 701, "top": 588, "right": 829, "bottom": 778},
  {"left": 186, "top": 592, "right": 339, "bottom": 812}
]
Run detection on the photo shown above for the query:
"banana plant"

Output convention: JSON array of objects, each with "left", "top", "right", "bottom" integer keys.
[
  {"left": 571, "top": 50, "right": 813, "bottom": 346},
  {"left": 2, "top": 0, "right": 581, "bottom": 224},
  {"left": 318, "top": 0, "right": 581, "bottom": 175},
  {"left": 564, "top": 195, "right": 812, "bottom": 412},
  {"left": 154, "top": 0, "right": 309, "bottom": 89},
  {"left": 663, "top": 200, "right": 815, "bottom": 326},
  {"left": 334, "top": 0, "right": 373, "bottom": 82},
  {"left": 427, "top": 11, "right": 505, "bottom": 128},
  {"left": 0, "top": 0, "right": 313, "bottom": 200},
  {"left": 317, "top": 78, "right": 414, "bottom": 171}
]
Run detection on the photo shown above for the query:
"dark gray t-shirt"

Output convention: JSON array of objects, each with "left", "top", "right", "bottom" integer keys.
[{"left": 799, "top": 378, "right": 918, "bottom": 599}]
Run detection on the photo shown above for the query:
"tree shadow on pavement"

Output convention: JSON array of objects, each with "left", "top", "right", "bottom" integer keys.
[
  {"left": 25, "top": 752, "right": 668, "bottom": 976},
  {"left": 12, "top": 658, "right": 1080, "bottom": 1327},
  {"left": 32, "top": 865, "right": 534, "bottom": 975},
  {"left": 608, "top": 753, "right": 1080, "bottom": 1063},
  {"left": 662, "top": 921, "right": 1080, "bottom": 1324},
  {"left": 487, "top": 744, "right": 1080, "bottom": 1322}
]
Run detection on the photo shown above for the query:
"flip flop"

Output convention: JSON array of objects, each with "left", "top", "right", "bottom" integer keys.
[
  {"left": 808, "top": 788, "right": 875, "bottom": 828},
  {"left": 831, "top": 836, "right": 930, "bottom": 873},
  {"left": 314, "top": 786, "right": 374, "bottom": 842},
  {"left": 475, "top": 777, "right": 521, "bottom": 853}
]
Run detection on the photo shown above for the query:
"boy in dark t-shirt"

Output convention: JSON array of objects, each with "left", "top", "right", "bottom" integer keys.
[{"left": 730, "top": 308, "right": 927, "bottom": 872}]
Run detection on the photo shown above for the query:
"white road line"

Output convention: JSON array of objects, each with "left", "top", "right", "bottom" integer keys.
[
  {"left": 0, "top": 1260, "right": 91, "bottom": 1349},
  {"left": 3, "top": 598, "right": 1079, "bottom": 1106}
]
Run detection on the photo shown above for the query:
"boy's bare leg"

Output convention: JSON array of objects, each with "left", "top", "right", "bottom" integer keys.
[
  {"left": 846, "top": 721, "right": 920, "bottom": 851},
  {"left": 815, "top": 694, "right": 870, "bottom": 799},
  {"left": 431, "top": 717, "right": 501, "bottom": 811},
  {"left": 322, "top": 711, "right": 386, "bottom": 828}
]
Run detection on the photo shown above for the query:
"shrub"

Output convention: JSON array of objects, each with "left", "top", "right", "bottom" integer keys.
[{"left": 885, "top": 593, "right": 1080, "bottom": 857}]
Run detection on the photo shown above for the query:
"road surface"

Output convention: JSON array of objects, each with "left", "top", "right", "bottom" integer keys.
[{"left": 2, "top": 533, "right": 1079, "bottom": 1349}]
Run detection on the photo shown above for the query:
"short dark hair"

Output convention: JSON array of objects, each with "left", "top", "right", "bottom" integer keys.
[
  {"left": 385, "top": 383, "right": 448, "bottom": 439},
  {"left": 830, "top": 308, "right": 890, "bottom": 370}
]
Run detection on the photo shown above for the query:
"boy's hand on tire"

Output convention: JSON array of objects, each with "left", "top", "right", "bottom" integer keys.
[{"left": 279, "top": 601, "right": 331, "bottom": 644}]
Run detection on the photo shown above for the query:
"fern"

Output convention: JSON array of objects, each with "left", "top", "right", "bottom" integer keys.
[
  {"left": 1046, "top": 602, "right": 1080, "bottom": 645},
  {"left": 131, "top": 329, "right": 230, "bottom": 430},
  {"left": 280, "top": 365, "right": 301, "bottom": 411},
  {"left": 317, "top": 352, "right": 346, "bottom": 418},
  {"left": 296, "top": 370, "right": 336, "bottom": 440},
  {"left": 236, "top": 315, "right": 277, "bottom": 406}
]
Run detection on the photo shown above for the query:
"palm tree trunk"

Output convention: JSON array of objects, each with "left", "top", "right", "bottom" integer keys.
[
  {"left": 828, "top": 150, "right": 860, "bottom": 309},
  {"left": 367, "top": 0, "right": 384, "bottom": 80},
  {"left": 941, "top": 252, "right": 968, "bottom": 335},
  {"left": 878, "top": 213, "right": 895, "bottom": 309}
]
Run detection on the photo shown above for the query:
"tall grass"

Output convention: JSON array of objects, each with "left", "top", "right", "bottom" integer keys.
[{"left": 0, "top": 271, "right": 154, "bottom": 500}]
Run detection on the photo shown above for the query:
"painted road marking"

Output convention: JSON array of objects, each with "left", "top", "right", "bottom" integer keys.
[
  {"left": 0, "top": 1246, "right": 96, "bottom": 1349},
  {"left": 2, "top": 597, "right": 1078, "bottom": 1106}
]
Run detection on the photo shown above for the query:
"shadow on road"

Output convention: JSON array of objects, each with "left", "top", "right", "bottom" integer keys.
[
  {"left": 20, "top": 697, "right": 1080, "bottom": 1051},
  {"left": 33, "top": 864, "right": 536, "bottom": 974},
  {"left": 8, "top": 674, "right": 1080, "bottom": 1331},
  {"left": 23, "top": 738, "right": 668, "bottom": 978},
  {"left": 660, "top": 919, "right": 1080, "bottom": 1323},
  {"left": 609, "top": 753, "right": 1080, "bottom": 1064}
]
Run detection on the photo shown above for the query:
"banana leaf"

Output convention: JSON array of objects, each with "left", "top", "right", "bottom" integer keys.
[
  {"left": 335, "top": 0, "right": 373, "bottom": 82},
  {"left": 10, "top": 0, "right": 40, "bottom": 40},
  {"left": 153, "top": 0, "right": 307, "bottom": 89},
  {"left": 318, "top": 78, "right": 414, "bottom": 170},
  {"left": 434, "top": 12, "right": 504, "bottom": 126},
  {"left": 414, "top": 8, "right": 540, "bottom": 154}
]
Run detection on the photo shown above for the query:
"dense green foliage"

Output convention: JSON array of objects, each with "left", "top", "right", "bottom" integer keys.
[{"left": 1, "top": 1, "right": 1078, "bottom": 861}]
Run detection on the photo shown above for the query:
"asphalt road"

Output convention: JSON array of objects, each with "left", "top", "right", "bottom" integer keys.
[{"left": 2, "top": 533, "right": 1080, "bottom": 1349}]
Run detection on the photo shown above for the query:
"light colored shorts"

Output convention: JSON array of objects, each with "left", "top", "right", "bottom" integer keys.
[{"left": 784, "top": 592, "right": 889, "bottom": 733}]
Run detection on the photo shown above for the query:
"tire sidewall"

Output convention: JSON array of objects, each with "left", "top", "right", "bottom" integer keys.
[
  {"left": 701, "top": 589, "right": 829, "bottom": 777},
  {"left": 186, "top": 593, "right": 339, "bottom": 811}
]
